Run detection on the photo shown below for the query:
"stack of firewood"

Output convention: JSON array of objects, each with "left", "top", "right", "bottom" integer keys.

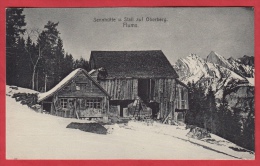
[{"left": 12, "top": 93, "right": 38, "bottom": 108}]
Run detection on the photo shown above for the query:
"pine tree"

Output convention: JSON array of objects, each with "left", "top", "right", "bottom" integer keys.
[
  {"left": 16, "top": 37, "right": 32, "bottom": 88},
  {"left": 216, "top": 98, "right": 229, "bottom": 138},
  {"left": 230, "top": 110, "right": 242, "bottom": 143},
  {"left": 23, "top": 34, "right": 44, "bottom": 91},
  {"left": 185, "top": 81, "right": 206, "bottom": 128},
  {"left": 195, "top": 83, "right": 206, "bottom": 128},
  {"left": 73, "top": 57, "right": 90, "bottom": 71},
  {"left": 185, "top": 81, "right": 195, "bottom": 125},
  {"left": 242, "top": 115, "right": 254, "bottom": 151},
  {"left": 240, "top": 96, "right": 255, "bottom": 151},
  {"left": 205, "top": 86, "right": 217, "bottom": 133},
  {"left": 6, "top": 10, "right": 75, "bottom": 91},
  {"left": 6, "top": 8, "right": 26, "bottom": 85},
  {"left": 61, "top": 53, "right": 74, "bottom": 78},
  {"left": 54, "top": 37, "right": 65, "bottom": 84},
  {"left": 216, "top": 87, "right": 242, "bottom": 144},
  {"left": 34, "top": 21, "right": 60, "bottom": 91}
]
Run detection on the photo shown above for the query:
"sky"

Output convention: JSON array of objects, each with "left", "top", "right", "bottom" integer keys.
[{"left": 23, "top": 7, "right": 254, "bottom": 64}]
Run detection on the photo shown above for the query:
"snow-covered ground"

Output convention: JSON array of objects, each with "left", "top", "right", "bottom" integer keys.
[{"left": 6, "top": 86, "right": 254, "bottom": 160}]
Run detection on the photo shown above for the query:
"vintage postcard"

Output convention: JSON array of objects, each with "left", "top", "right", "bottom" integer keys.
[{"left": 5, "top": 7, "right": 255, "bottom": 161}]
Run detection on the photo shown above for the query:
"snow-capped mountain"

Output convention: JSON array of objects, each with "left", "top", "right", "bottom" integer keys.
[
  {"left": 207, "top": 51, "right": 234, "bottom": 70},
  {"left": 207, "top": 51, "right": 254, "bottom": 78},
  {"left": 173, "top": 51, "right": 254, "bottom": 100}
]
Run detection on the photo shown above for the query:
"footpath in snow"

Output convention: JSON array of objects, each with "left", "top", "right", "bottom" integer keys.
[{"left": 6, "top": 86, "right": 254, "bottom": 160}]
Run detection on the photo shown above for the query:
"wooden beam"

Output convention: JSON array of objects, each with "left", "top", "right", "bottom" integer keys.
[
  {"left": 75, "top": 110, "right": 79, "bottom": 119},
  {"left": 149, "top": 79, "right": 152, "bottom": 100},
  {"left": 163, "top": 110, "right": 172, "bottom": 124},
  {"left": 107, "top": 97, "right": 109, "bottom": 116}
]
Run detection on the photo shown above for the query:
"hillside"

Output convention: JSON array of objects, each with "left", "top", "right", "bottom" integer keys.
[
  {"left": 6, "top": 86, "right": 254, "bottom": 159},
  {"left": 173, "top": 52, "right": 255, "bottom": 151}
]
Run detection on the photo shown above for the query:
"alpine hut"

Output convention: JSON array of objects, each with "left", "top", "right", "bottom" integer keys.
[
  {"left": 89, "top": 50, "right": 188, "bottom": 122},
  {"left": 38, "top": 68, "right": 110, "bottom": 119}
]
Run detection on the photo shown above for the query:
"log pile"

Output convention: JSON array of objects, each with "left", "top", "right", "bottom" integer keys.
[{"left": 12, "top": 93, "right": 38, "bottom": 108}]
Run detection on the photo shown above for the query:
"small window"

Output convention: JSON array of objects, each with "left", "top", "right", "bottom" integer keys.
[
  {"left": 181, "top": 88, "right": 184, "bottom": 100},
  {"left": 86, "top": 98, "right": 102, "bottom": 109},
  {"left": 76, "top": 85, "right": 80, "bottom": 90},
  {"left": 60, "top": 98, "right": 68, "bottom": 109},
  {"left": 75, "top": 83, "right": 88, "bottom": 91}
]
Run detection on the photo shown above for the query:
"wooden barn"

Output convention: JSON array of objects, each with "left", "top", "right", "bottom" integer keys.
[
  {"left": 89, "top": 50, "right": 189, "bottom": 122},
  {"left": 38, "top": 68, "right": 110, "bottom": 119}
]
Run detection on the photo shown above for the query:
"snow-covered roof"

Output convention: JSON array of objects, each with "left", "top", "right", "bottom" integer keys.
[
  {"left": 88, "top": 69, "right": 96, "bottom": 75},
  {"left": 38, "top": 68, "right": 110, "bottom": 102}
]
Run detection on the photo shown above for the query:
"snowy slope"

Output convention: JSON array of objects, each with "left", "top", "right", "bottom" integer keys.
[
  {"left": 6, "top": 92, "right": 254, "bottom": 159},
  {"left": 6, "top": 85, "right": 38, "bottom": 96}
]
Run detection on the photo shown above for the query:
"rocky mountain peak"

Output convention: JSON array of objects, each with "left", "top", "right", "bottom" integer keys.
[
  {"left": 173, "top": 51, "right": 254, "bottom": 99},
  {"left": 206, "top": 51, "right": 233, "bottom": 69},
  {"left": 228, "top": 56, "right": 236, "bottom": 62},
  {"left": 188, "top": 53, "right": 199, "bottom": 58},
  {"left": 238, "top": 55, "right": 254, "bottom": 67}
]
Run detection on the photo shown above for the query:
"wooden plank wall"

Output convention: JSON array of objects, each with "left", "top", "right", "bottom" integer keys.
[
  {"left": 51, "top": 95, "right": 108, "bottom": 118},
  {"left": 100, "top": 78, "right": 177, "bottom": 119},
  {"left": 99, "top": 79, "right": 138, "bottom": 100},
  {"left": 153, "top": 79, "right": 176, "bottom": 119},
  {"left": 99, "top": 78, "right": 189, "bottom": 120},
  {"left": 58, "top": 77, "right": 106, "bottom": 97},
  {"left": 176, "top": 83, "right": 189, "bottom": 109}
]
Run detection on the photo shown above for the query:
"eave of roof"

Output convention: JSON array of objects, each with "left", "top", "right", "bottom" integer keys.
[
  {"left": 176, "top": 79, "right": 188, "bottom": 88},
  {"left": 38, "top": 68, "right": 111, "bottom": 102}
]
